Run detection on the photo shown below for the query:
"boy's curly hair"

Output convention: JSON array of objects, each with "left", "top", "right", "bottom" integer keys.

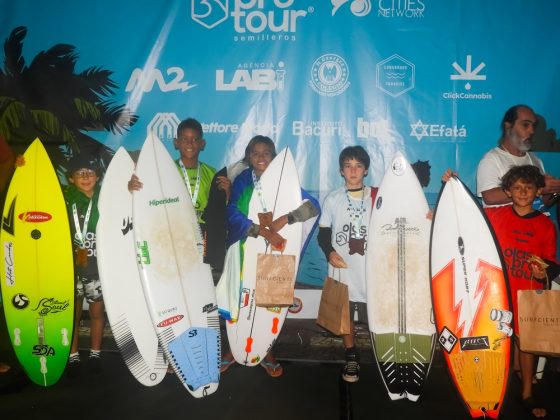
[{"left": 500, "top": 164, "right": 545, "bottom": 190}]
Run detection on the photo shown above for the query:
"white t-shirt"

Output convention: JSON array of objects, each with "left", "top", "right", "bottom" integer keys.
[
  {"left": 319, "top": 186, "right": 374, "bottom": 302},
  {"left": 476, "top": 147, "right": 545, "bottom": 207}
]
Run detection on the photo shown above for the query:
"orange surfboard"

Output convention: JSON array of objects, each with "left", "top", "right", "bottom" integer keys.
[{"left": 430, "top": 177, "right": 511, "bottom": 419}]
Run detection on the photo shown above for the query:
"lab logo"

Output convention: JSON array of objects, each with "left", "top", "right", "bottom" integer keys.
[
  {"left": 309, "top": 54, "right": 350, "bottom": 97},
  {"left": 147, "top": 113, "right": 181, "bottom": 143},
  {"left": 450, "top": 55, "right": 486, "bottom": 90},
  {"left": 377, "top": 0, "right": 425, "bottom": 18},
  {"left": 216, "top": 62, "right": 286, "bottom": 91},
  {"left": 125, "top": 67, "right": 196, "bottom": 94},
  {"left": 376, "top": 54, "right": 415, "bottom": 97},
  {"left": 409, "top": 120, "right": 467, "bottom": 142},
  {"left": 331, "top": 0, "right": 372, "bottom": 16},
  {"left": 191, "top": 0, "right": 229, "bottom": 29}
]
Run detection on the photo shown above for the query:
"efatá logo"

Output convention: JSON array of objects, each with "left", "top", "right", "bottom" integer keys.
[
  {"left": 149, "top": 197, "right": 179, "bottom": 206},
  {"left": 18, "top": 211, "right": 52, "bottom": 223},
  {"left": 309, "top": 54, "right": 350, "bottom": 97}
]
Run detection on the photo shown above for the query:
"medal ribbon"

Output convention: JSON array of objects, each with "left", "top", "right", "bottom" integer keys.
[
  {"left": 179, "top": 160, "right": 201, "bottom": 206},
  {"left": 345, "top": 187, "right": 366, "bottom": 238},
  {"left": 252, "top": 170, "right": 268, "bottom": 212},
  {"left": 72, "top": 200, "right": 92, "bottom": 248}
]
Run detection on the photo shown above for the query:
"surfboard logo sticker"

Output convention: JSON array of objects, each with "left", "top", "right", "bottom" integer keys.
[
  {"left": 157, "top": 314, "right": 184, "bottom": 327},
  {"left": 32, "top": 298, "right": 70, "bottom": 316},
  {"left": 18, "top": 211, "right": 52, "bottom": 223},
  {"left": 12, "top": 293, "right": 29, "bottom": 309},
  {"left": 459, "top": 336, "right": 490, "bottom": 351},
  {"left": 288, "top": 297, "right": 302, "bottom": 314},
  {"left": 136, "top": 240, "right": 151, "bottom": 265},
  {"left": 458, "top": 236, "right": 465, "bottom": 255},
  {"left": 391, "top": 156, "right": 406, "bottom": 176},
  {"left": 438, "top": 326, "right": 458, "bottom": 353},
  {"left": 376, "top": 196, "right": 383, "bottom": 209},
  {"left": 2, "top": 198, "right": 16, "bottom": 235},
  {"left": 3, "top": 242, "right": 15, "bottom": 286},
  {"left": 121, "top": 217, "right": 133, "bottom": 235}
]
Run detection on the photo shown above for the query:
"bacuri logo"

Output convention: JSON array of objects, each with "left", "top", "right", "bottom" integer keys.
[
  {"left": 191, "top": 0, "right": 314, "bottom": 42},
  {"left": 216, "top": 61, "right": 285, "bottom": 91}
]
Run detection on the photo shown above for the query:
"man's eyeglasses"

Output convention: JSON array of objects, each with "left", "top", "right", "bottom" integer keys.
[{"left": 73, "top": 169, "right": 97, "bottom": 179}]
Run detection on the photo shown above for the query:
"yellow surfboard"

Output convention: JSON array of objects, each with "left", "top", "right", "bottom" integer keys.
[{"left": 0, "top": 138, "right": 74, "bottom": 386}]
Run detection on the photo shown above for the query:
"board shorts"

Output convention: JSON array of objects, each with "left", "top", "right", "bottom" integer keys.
[
  {"left": 76, "top": 274, "right": 103, "bottom": 303},
  {"left": 349, "top": 301, "right": 368, "bottom": 324}
]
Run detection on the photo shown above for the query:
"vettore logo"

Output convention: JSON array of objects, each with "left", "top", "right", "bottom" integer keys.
[{"left": 309, "top": 54, "right": 350, "bottom": 97}]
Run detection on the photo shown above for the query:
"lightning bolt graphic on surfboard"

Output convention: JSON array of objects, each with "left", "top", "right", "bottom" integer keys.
[{"left": 450, "top": 258, "right": 493, "bottom": 336}]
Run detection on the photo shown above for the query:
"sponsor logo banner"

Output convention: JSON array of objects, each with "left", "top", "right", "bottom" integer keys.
[
  {"left": 309, "top": 54, "right": 350, "bottom": 97},
  {"left": 376, "top": 54, "right": 414, "bottom": 97}
]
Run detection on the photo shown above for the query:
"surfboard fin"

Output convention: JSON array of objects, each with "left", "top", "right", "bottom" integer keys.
[{"left": 168, "top": 327, "right": 220, "bottom": 391}]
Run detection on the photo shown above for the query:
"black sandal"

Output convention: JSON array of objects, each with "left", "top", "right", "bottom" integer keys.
[{"left": 518, "top": 396, "right": 547, "bottom": 418}]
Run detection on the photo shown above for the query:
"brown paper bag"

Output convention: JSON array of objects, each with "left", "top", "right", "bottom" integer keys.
[
  {"left": 518, "top": 289, "right": 560, "bottom": 356},
  {"left": 316, "top": 276, "right": 351, "bottom": 335},
  {"left": 255, "top": 253, "right": 296, "bottom": 307}
]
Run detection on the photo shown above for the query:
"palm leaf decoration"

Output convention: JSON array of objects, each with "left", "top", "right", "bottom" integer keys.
[{"left": 0, "top": 26, "right": 138, "bottom": 172}]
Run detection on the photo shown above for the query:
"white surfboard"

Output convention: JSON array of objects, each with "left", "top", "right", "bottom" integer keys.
[
  {"left": 96, "top": 147, "right": 167, "bottom": 386},
  {"left": 227, "top": 148, "right": 303, "bottom": 366},
  {"left": 366, "top": 152, "right": 435, "bottom": 401},
  {"left": 132, "top": 133, "right": 220, "bottom": 398}
]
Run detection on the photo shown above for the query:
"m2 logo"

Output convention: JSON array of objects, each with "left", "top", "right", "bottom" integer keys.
[
  {"left": 125, "top": 68, "right": 197, "bottom": 93},
  {"left": 32, "top": 344, "right": 55, "bottom": 356},
  {"left": 216, "top": 67, "right": 285, "bottom": 91}
]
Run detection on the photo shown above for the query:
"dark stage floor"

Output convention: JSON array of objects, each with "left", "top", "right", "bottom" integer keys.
[{"left": 1, "top": 307, "right": 559, "bottom": 420}]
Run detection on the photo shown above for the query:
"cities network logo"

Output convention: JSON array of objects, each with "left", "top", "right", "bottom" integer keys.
[
  {"left": 376, "top": 54, "right": 415, "bottom": 97},
  {"left": 191, "top": 0, "right": 314, "bottom": 42},
  {"left": 309, "top": 54, "right": 350, "bottom": 97},
  {"left": 443, "top": 55, "right": 492, "bottom": 100},
  {"left": 331, "top": 0, "right": 372, "bottom": 16},
  {"left": 377, "top": 0, "right": 425, "bottom": 18}
]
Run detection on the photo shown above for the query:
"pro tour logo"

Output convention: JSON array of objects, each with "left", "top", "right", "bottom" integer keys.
[
  {"left": 157, "top": 314, "right": 184, "bottom": 327},
  {"left": 18, "top": 211, "right": 52, "bottom": 223}
]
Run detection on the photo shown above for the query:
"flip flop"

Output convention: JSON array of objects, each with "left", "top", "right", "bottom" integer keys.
[
  {"left": 0, "top": 363, "right": 10, "bottom": 373},
  {"left": 518, "top": 396, "right": 547, "bottom": 418},
  {"left": 260, "top": 361, "right": 283, "bottom": 378}
]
